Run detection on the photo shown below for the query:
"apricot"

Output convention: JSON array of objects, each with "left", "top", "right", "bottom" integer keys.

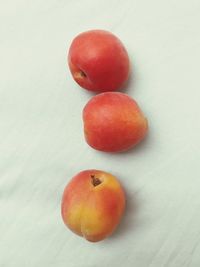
[
  {"left": 68, "top": 30, "right": 130, "bottom": 92},
  {"left": 61, "top": 170, "right": 125, "bottom": 242},
  {"left": 83, "top": 92, "right": 148, "bottom": 152}
]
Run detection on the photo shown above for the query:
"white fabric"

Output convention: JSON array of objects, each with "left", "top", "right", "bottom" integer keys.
[{"left": 1, "top": 0, "right": 200, "bottom": 266}]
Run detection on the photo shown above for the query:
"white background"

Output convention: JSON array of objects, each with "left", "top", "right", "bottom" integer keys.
[{"left": 1, "top": 0, "right": 200, "bottom": 266}]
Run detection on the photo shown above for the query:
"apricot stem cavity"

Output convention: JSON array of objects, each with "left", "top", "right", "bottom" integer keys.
[
  {"left": 74, "top": 70, "right": 86, "bottom": 80},
  {"left": 91, "top": 175, "right": 102, "bottom": 187}
]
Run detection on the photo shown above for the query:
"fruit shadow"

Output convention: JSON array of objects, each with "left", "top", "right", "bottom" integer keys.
[
  {"left": 123, "top": 130, "right": 151, "bottom": 156},
  {"left": 109, "top": 188, "right": 141, "bottom": 241},
  {"left": 118, "top": 70, "right": 134, "bottom": 95}
]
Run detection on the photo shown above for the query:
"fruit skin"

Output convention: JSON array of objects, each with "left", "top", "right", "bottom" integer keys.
[
  {"left": 61, "top": 170, "right": 125, "bottom": 242},
  {"left": 68, "top": 30, "right": 130, "bottom": 92},
  {"left": 83, "top": 92, "right": 148, "bottom": 152}
]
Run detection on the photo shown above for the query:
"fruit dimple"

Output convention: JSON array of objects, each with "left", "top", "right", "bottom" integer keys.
[{"left": 91, "top": 175, "right": 102, "bottom": 187}]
